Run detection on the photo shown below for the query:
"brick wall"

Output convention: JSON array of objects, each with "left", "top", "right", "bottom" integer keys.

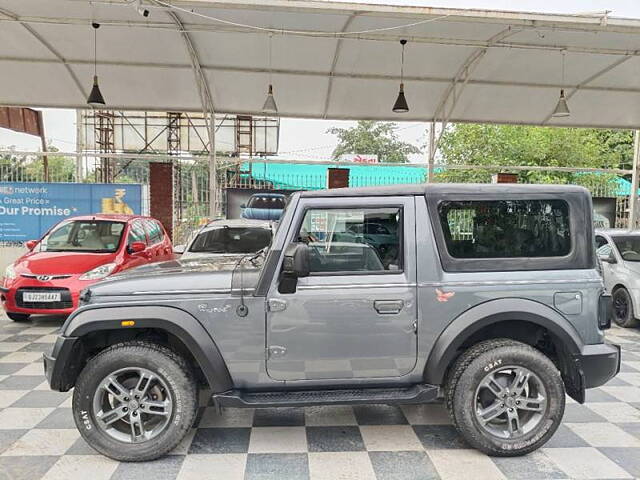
[{"left": 149, "top": 162, "right": 174, "bottom": 240}]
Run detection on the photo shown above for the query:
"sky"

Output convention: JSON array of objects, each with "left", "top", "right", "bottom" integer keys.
[{"left": 2, "top": 0, "right": 640, "bottom": 161}]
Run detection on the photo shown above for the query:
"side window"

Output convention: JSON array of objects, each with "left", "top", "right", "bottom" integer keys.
[
  {"left": 144, "top": 220, "right": 164, "bottom": 244},
  {"left": 297, "top": 207, "right": 402, "bottom": 273},
  {"left": 595, "top": 235, "right": 609, "bottom": 250},
  {"left": 438, "top": 199, "right": 571, "bottom": 258},
  {"left": 128, "top": 220, "right": 147, "bottom": 245}
]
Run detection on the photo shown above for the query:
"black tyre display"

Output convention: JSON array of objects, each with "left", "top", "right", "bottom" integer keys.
[
  {"left": 445, "top": 339, "right": 565, "bottom": 456},
  {"left": 72, "top": 341, "right": 198, "bottom": 462}
]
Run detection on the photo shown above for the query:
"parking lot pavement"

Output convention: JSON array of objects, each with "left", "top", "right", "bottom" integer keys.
[{"left": 0, "top": 315, "right": 639, "bottom": 480}]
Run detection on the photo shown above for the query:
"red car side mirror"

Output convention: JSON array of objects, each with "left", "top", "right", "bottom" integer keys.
[
  {"left": 128, "top": 241, "right": 146, "bottom": 254},
  {"left": 25, "top": 240, "right": 38, "bottom": 250}
]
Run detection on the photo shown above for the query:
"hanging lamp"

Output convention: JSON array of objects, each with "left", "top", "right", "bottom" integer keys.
[
  {"left": 552, "top": 50, "right": 570, "bottom": 118},
  {"left": 392, "top": 39, "right": 409, "bottom": 113},
  {"left": 87, "top": 22, "right": 106, "bottom": 107},
  {"left": 262, "top": 33, "right": 278, "bottom": 114}
]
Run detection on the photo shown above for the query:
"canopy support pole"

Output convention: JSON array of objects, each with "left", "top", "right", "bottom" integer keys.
[
  {"left": 209, "top": 111, "right": 218, "bottom": 219},
  {"left": 427, "top": 121, "right": 435, "bottom": 183},
  {"left": 628, "top": 130, "right": 640, "bottom": 229}
]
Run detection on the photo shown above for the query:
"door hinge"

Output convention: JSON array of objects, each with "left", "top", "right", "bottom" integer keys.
[
  {"left": 267, "top": 298, "right": 287, "bottom": 312},
  {"left": 412, "top": 321, "right": 418, "bottom": 334},
  {"left": 268, "top": 345, "right": 287, "bottom": 358}
]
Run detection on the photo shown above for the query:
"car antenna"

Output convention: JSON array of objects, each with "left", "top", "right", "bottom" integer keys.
[{"left": 233, "top": 254, "right": 249, "bottom": 317}]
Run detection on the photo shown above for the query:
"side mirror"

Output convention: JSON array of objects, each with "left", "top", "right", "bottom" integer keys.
[
  {"left": 174, "top": 244, "right": 186, "bottom": 255},
  {"left": 128, "top": 241, "right": 146, "bottom": 254},
  {"left": 25, "top": 240, "right": 38, "bottom": 250},
  {"left": 282, "top": 243, "right": 310, "bottom": 278},
  {"left": 240, "top": 203, "right": 247, "bottom": 209},
  {"left": 598, "top": 251, "right": 617, "bottom": 264}
]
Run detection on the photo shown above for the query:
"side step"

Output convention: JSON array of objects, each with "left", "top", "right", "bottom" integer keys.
[{"left": 213, "top": 384, "right": 439, "bottom": 408}]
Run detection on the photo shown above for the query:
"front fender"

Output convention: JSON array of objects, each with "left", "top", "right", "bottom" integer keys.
[
  {"left": 59, "top": 305, "right": 233, "bottom": 393},
  {"left": 424, "top": 298, "right": 584, "bottom": 385}
]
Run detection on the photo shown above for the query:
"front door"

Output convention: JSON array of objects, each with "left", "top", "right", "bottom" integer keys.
[{"left": 266, "top": 196, "right": 417, "bottom": 381}]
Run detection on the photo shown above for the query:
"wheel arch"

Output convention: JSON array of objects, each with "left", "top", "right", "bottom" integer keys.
[
  {"left": 424, "top": 298, "right": 584, "bottom": 398},
  {"left": 60, "top": 305, "right": 233, "bottom": 393}
]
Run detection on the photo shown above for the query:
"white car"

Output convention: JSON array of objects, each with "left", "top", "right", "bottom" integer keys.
[
  {"left": 596, "top": 229, "right": 640, "bottom": 327},
  {"left": 174, "top": 219, "right": 273, "bottom": 260}
]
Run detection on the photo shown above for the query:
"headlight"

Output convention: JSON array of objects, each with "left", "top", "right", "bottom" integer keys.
[
  {"left": 4, "top": 264, "right": 16, "bottom": 281},
  {"left": 79, "top": 263, "right": 117, "bottom": 281}
]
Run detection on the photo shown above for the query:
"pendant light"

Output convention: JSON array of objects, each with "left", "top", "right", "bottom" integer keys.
[
  {"left": 87, "top": 22, "right": 106, "bottom": 107},
  {"left": 262, "top": 33, "right": 278, "bottom": 114},
  {"left": 552, "top": 50, "right": 570, "bottom": 118},
  {"left": 392, "top": 39, "right": 409, "bottom": 113}
]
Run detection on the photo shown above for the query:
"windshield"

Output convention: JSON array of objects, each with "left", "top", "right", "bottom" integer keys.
[
  {"left": 189, "top": 226, "right": 272, "bottom": 254},
  {"left": 612, "top": 235, "right": 640, "bottom": 262},
  {"left": 247, "top": 195, "right": 286, "bottom": 210},
  {"left": 41, "top": 220, "right": 125, "bottom": 253}
]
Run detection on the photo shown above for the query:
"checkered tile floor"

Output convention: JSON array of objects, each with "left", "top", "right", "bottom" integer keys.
[{"left": 1, "top": 314, "right": 640, "bottom": 480}]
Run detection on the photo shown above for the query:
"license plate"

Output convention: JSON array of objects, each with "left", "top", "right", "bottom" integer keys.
[{"left": 23, "top": 292, "right": 61, "bottom": 302}]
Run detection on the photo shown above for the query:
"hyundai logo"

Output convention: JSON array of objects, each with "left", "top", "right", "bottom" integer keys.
[{"left": 36, "top": 275, "right": 52, "bottom": 282}]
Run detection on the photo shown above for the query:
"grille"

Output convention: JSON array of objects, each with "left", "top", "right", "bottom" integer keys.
[
  {"left": 20, "top": 274, "right": 72, "bottom": 280},
  {"left": 16, "top": 287, "right": 73, "bottom": 310}
]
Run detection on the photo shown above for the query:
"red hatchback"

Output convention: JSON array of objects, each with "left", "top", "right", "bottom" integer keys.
[{"left": 1, "top": 214, "right": 173, "bottom": 321}]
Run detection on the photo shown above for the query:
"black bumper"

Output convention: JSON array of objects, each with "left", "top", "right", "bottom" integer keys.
[
  {"left": 43, "top": 335, "right": 80, "bottom": 392},
  {"left": 577, "top": 342, "right": 621, "bottom": 389}
]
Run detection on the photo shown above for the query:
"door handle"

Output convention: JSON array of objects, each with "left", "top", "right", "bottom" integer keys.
[{"left": 374, "top": 300, "right": 404, "bottom": 314}]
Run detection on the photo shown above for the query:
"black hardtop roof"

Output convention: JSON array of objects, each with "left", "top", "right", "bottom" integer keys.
[{"left": 298, "top": 183, "right": 590, "bottom": 198}]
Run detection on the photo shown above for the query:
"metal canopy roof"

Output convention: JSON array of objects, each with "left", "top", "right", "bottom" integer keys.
[{"left": 2, "top": 0, "right": 640, "bottom": 128}]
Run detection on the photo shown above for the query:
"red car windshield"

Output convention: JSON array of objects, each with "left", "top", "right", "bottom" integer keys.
[{"left": 40, "top": 220, "right": 126, "bottom": 253}]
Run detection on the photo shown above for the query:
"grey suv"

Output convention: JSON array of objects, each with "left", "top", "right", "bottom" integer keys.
[{"left": 44, "top": 184, "right": 620, "bottom": 461}]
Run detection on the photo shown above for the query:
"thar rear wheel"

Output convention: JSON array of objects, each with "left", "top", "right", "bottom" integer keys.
[
  {"left": 446, "top": 339, "right": 565, "bottom": 456},
  {"left": 72, "top": 341, "right": 198, "bottom": 462}
]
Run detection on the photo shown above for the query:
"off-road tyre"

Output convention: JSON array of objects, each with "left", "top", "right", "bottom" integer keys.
[
  {"left": 445, "top": 339, "right": 565, "bottom": 456},
  {"left": 6, "top": 312, "right": 29, "bottom": 322},
  {"left": 612, "top": 287, "right": 638, "bottom": 328},
  {"left": 72, "top": 341, "right": 198, "bottom": 462}
]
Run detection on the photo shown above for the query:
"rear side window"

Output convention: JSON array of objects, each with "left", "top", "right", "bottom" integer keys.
[
  {"left": 128, "top": 220, "right": 147, "bottom": 245},
  {"left": 438, "top": 200, "right": 571, "bottom": 259},
  {"left": 145, "top": 220, "right": 164, "bottom": 244}
]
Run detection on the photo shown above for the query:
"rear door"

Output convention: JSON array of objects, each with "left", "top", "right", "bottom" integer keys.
[{"left": 266, "top": 195, "right": 417, "bottom": 382}]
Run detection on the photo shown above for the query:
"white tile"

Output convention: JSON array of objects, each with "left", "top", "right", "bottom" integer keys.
[
  {"left": 21, "top": 327, "right": 60, "bottom": 335},
  {"left": 177, "top": 454, "right": 246, "bottom": 480},
  {"left": 586, "top": 402, "right": 640, "bottom": 423},
  {"left": 0, "top": 342, "right": 28, "bottom": 352},
  {"left": 601, "top": 386, "right": 640, "bottom": 403},
  {"left": 359, "top": 425, "right": 423, "bottom": 451},
  {"left": 0, "top": 407, "right": 53, "bottom": 428},
  {"left": 428, "top": 449, "right": 507, "bottom": 480},
  {"left": 0, "top": 334, "right": 11, "bottom": 342},
  {"left": 624, "top": 361, "right": 640, "bottom": 371},
  {"left": 34, "top": 381, "right": 50, "bottom": 391},
  {"left": 59, "top": 395, "right": 73, "bottom": 408},
  {"left": 41, "top": 455, "right": 119, "bottom": 480},
  {"left": 617, "top": 372, "right": 640, "bottom": 386},
  {"left": 38, "top": 334, "right": 59, "bottom": 343},
  {"left": 308, "top": 452, "right": 376, "bottom": 480},
  {"left": 567, "top": 423, "right": 640, "bottom": 447},
  {"left": 1, "top": 429, "right": 79, "bottom": 456},
  {"left": 248, "top": 427, "right": 308, "bottom": 453},
  {"left": 400, "top": 404, "right": 451, "bottom": 425},
  {"left": 199, "top": 407, "right": 255, "bottom": 427},
  {"left": 304, "top": 406, "right": 358, "bottom": 426},
  {"left": 543, "top": 447, "right": 632, "bottom": 479},
  {"left": 0, "top": 352, "right": 43, "bottom": 363},
  {"left": 0, "top": 390, "right": 28, "bottom": 408},
  {"left": 13, "top": 362, "right": 46, "bottom": 376}
]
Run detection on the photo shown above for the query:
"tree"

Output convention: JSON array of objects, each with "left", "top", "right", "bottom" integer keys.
[
  {"left": 435, "top": 124, "right": 632, "bottom": 194},
  {"left": 328, "top": 121, "right": 421, "bottom": 163}
]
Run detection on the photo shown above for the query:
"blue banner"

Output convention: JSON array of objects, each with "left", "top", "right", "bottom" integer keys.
[{"left": 0, "top": 182, "right": 143, "bottom": 241}]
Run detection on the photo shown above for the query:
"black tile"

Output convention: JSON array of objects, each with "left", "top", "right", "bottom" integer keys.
[
  {"left": 562, "top": 403, "right": 607, "bottom": 423},
  {"left": 0, "top": 455, "right": 59, "bottom": 480},
  {"left": 369, "top": 451, "right": 440, "bottom": 480},
  {"left": 493, "top": 452, "right": 568, "bottom": 479},
  {"left": 584, "top": 388, "right": 620, "bottom": 403},
  {"left": 544, "top": 424, "right": 590, "bottom": 448},
  {"left": 253, "top": 408, "right": 305, "bottom": 427},
  {"left": 604, "top": 377, "right": 632, "bottom": 387},
  {"left": 3, "top": 334, "right": 43, "bottom": 343},
  {"left": 621, "top": 352, "right": 640, "bottom": 362},
  {"left": 66, "top": 436, "right": 99, "bottom": 455},
  {"left": 0, "top": 375, "right": 43, "bottom": 390},
  {"left": 352, "top": 405, "right": 408, "bottom": 425},
  {"left": 245, "top": 453, "right": 309, "bottom": 480},
  {"left": 188, "top": 427, "right": 251, "bottom": 454},
  {"left": 617, "top": 423, "right": 640, "bottom": 439},
  {"left": 412, "top": 425, "right": 467, "bottom": 449},
  {"left": 10, "top": 390, "right": 70, "bottom": 408},
  {"left": 619, "top": 362, "right": 639, "bottom": 373},
  {"left": 0, "top": 363, "right": 29, "bottom": 375},
  {"left": 36, "top": 408, "right": 76, "bottom": 429},
  {"left": 599, "top": 447, "right": 640, "bottom": 477},
  {"left": 19, "top": 343, "right": 54, "bottom": 353},
  {"left": 111, "top": 454, "right": 185, "bottom": 480},
  {"left": 0, "top": 429, "right": 27, "bottom": 454},
  {"left": 306, "top": 426, "right": 365, "bottom": 452}
]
